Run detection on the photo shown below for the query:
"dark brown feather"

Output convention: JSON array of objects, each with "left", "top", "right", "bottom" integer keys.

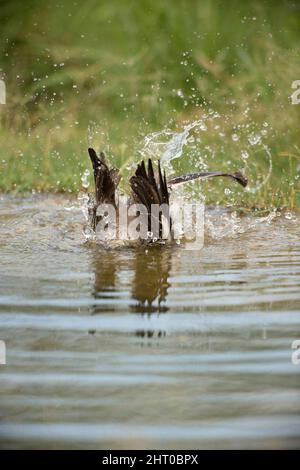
[
  {"left": 88, "top": 147, "right": 120, "bottom": 205},
  {"left": 129, "top": 159, "right": 171, "bottom": 238},
  {"left": 130, "top": 159, "right": 170, "bottom": 208},
  {"left": 168, "top": 171, "right": 248, "bottom": 188}
]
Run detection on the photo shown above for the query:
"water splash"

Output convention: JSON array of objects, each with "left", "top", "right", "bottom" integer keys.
[
  {"left": 81, "top": 169, "right": 90, "bottom": 189},
  {"left": 139, "top": 119, "right": 209, "bottom": 166},
  {"left": 245, "top": 143, "right": 273, "bottom": 194},
  {"left": 139, "top": 110, "right": 273, "bottom": 196},
  {"left": 205, "top": 207, "right": 280, "bottom": 241}
]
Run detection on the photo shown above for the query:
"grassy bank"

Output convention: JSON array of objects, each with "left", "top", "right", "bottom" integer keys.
[{"left": 0, "top": 0, "right": 300, "bottom": 208}]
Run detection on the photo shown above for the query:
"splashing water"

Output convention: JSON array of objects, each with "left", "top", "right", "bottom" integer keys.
[
  {"left": 81, "top": 169, "right": 90, "bottom": 189},
  {"left": 245, "top": 143, "right": 273, "bottom": 194},
  {"left": 139, "top": 110, "right": 273, "bottom": 195},
  {"left": 139, "top": 118, "right": 209, "bottom": 166}
]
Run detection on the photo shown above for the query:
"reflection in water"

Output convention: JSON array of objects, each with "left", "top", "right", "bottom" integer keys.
[
  {"left": 92, "top": 246, "right": 173, "bottom": 338},
  {"left": 92, "top": 250, "right": 119, "bottom": 305},
  {"left": 131, "top": 247, "right": 172, "bottom": 314},
  {"left": 92, "top": 246, "right": 172, "bottom": 315}
]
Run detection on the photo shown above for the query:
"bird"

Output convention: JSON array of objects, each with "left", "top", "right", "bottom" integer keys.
[{"left": 87, "top": 147, "right": 247, "bottom": 242}]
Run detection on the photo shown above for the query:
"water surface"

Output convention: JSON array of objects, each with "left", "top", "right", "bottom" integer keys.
[{"left": 0, "top": 195, "right": 299, "bottom": 449}]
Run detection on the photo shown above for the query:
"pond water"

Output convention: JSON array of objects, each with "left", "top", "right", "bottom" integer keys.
[{"left": 0, "top": 195, "right": 299, "bottom": 449}]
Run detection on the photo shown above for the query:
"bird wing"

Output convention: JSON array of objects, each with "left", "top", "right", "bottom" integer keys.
[
  {"left": 88, "top": 147, "right": 121, "bottom": 205},
  {"left": 168, "top": 171, "right": 248, "bottom": 187}
]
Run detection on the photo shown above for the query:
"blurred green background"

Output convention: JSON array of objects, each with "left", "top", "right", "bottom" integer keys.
[{"left": 0, "top": 0, "right": 299, "bottom": 207}]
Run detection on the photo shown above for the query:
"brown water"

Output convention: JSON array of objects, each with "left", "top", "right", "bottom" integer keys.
[{"left": 0, "top": 194, "right": 300, "bottom": 449}]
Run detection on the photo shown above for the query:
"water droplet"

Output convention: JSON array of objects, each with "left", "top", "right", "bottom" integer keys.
[
  {"left": 248, "top": 134, "right": 261, "bottom": 146},
  {"left": 81, "top": 169, "right": 90, "bottom": 189},
  {"left": 83, "top": 226, "right": 94, "bottom": 241}
]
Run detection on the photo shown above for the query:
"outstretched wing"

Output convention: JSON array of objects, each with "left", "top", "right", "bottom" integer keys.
[{"left": 168, "top": 171, "right": 248, "bottom": 188}]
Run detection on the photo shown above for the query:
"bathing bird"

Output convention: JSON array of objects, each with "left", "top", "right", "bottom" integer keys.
[{"left": 87, "top": 147, "right": 247, "bottom": 242}]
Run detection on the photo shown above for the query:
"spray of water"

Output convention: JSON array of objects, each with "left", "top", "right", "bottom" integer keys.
[
  {"left": 139, "top": 111, "right": 273, "bottom": 196},
  {"left": 81, "top": 108, "right": 275, "bottom": 244}
]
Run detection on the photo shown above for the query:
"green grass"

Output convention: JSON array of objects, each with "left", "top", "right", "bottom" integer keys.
[{"left": 0, "top": 0, "right": 300, "bottom": 208}]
